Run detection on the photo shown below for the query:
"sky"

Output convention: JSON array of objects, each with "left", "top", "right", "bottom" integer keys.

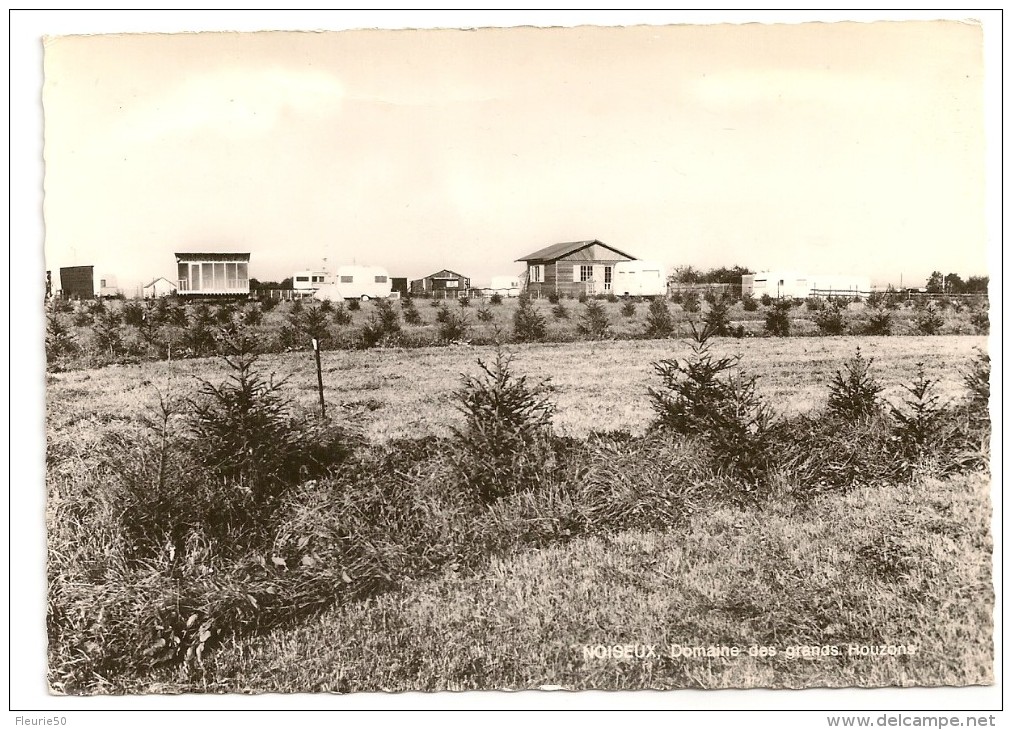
[{"left": 41, "top": 17, "right": 989, "bottom": 292}]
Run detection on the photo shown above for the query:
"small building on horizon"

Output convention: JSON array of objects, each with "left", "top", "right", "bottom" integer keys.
[
  {"left": 742, "top": 272, "right": 871, "bottom": 299},
  {"left": 516, "top": 239, "right": 636, "bottom": 298},
  {"left": 59, "top": 265, "right": 95, "bottom": 299},
  {"left": 142, "top": 276, "right": 178, "bottom": 299}
]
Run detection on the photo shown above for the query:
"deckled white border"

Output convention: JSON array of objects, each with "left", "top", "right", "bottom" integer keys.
[{"left": 10, "top": 9, "right": 1003, "bottom": 719}]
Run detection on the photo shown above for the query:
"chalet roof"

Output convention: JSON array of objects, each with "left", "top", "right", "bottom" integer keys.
[
  {"left": 175, "top": 252, "right": 251, "bottom": 262},
  {"left": 422, "top": 269, "right": 468, "bottom": 280},
  {"left": 515, "top": 239, "right": 636, "bottom": 263}
]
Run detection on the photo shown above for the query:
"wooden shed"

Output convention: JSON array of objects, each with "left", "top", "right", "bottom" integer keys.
[
  {"left": 410, "top": 269, "right": 471, "bottom": 297},
  {"left": 516, "top": 240, "right": 636, "bottom": 298},
  {"left": 59, "top": 265, "right": 95, "bottom": 299}
]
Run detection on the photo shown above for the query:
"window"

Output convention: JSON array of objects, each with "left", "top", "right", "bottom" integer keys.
[
  {"left": 445, "top": 280, "right": 459, "bottom": 288},
  {"left": 213, "top": 263, "right": 225, "bottom": 289},
  {"left": 603, "top": 267, "right": 612, "bottom": 290},
  {"left": 236, "top": 263, "right": 248, "bottom": 288},
  {"left": 340, "top": 275, "right": 354, "bottom": 283},
  {"left": 580, "top": 265, "right": 593, "bottom": 282},
  {"left": 312, "top": 276, "right": 324, "bottom": 283},
  {"left": 296, "top": 276, "right": 310, "bottom": 283},
  {"left": 530, "top": 265, "right": 542, "bottom": 283},
  {"left": 100, "top": 279, "right": 107, "bottom": 287},
  {"left": 374, "top": 275, "right": 387, "bottom": 283}
]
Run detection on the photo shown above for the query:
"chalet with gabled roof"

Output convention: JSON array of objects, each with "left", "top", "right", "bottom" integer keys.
[{"left": 516, "top": 240, "right": 636, "bottom": 297}]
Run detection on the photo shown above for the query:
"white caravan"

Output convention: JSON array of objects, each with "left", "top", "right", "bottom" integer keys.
[
  {"left": 612, "top": 261, "right": 667, "bottom": 298},
  {"left": 312, "top": 265, "right": 392, "bottom": 301}
]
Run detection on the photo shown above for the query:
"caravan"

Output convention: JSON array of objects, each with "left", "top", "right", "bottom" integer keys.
[
  {"left": 612, "top": 261, "right": 667, "bottom": 298},
  {"left": 313, "top": 265, "right": 392, "bottom": 301}
]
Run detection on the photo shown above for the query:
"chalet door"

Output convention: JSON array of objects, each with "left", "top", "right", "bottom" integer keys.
[{"left": 191, "top": 264, "right": 201, "bottom": 291}]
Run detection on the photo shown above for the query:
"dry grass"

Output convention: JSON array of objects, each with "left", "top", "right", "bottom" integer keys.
[
  {"left": 168, "top": 472, "right": 991, "bottom": 693},
  {"left": 46, "top": 335, "right": 987, "bottom": 443}
]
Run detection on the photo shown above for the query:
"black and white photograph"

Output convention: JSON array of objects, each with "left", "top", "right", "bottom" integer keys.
[{"left": 17, "top": 9, "right": 1000, "bottom": 713}]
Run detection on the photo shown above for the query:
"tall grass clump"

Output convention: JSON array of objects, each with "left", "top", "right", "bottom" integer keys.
[
  {"left": 512, "top": 298, "right": 547, "bottom": 342},
  {"left": 450, "top": 345, "right": 557, "bottom": 502}
]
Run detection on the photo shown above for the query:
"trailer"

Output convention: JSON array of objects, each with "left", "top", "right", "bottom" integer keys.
[
  {"left": 312, "top": 265, "right": 392, "bottom": 301},
  {"left": 612, "top": 261, "right": 667, "bottom": 298},
  {"left": 489, "top": 275, "right": 522, "bottom": 297}
]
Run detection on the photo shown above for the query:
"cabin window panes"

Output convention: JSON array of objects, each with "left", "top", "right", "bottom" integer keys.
[
  {"left": 178, "top": 263, "right": 188, "bottom": 288},
  {"left": 226, "top": 263, "right": 238, "bottom": 289},
  {"left": 312, "top": 275, "right": 324, "bottom": 283},
  {"left": 201, "top": 263, "right": 213, "bottom": 290},
  {"left": 296, "top": 276, "right": 310, "bottom": 283},
  {"left": 580, "top": 265, "right": 593, "bottom": 282},
  {"left": 213, "top": 263, "right": 225, "bottom": 289},
  {"left": 237, "top": 263, "right": 248, "bottom": 287},
  {"left": 375, "top": 275, "right": 387, "bottom": 283},
  {"left": 603, "top": 266, "right": 612, "bottom": 290},
  {"left": 340, "top": 275, "right": 354, "bottom": 283},
  {"left": 191, "top": 264, "right": 202, "bottom": 291},
  {"left": 445, "top": 280, "right": 458, "bottom": 288},
  {"left": 530, "top": 265, "right": 542, "bottom": 283}
]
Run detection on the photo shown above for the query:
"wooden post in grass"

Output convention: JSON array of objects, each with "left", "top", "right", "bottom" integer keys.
[{"left": 312, "top": 337, "right": 326, "bottom": 419}]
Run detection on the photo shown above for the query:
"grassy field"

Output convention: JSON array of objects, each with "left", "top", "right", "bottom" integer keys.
[
  {"left": 179, "top": 473, "right": 992, "bottom": 693},
  {"left": 47, "top": 334, "right": 987, "bottom": 442},
  {"left": 45, "top": 332, "right": 992, "bottom": 693}
]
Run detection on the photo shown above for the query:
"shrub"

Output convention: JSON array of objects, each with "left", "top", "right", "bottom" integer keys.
[
  {"left": 963, "top": 348, "right": 989, "bottom": 410},
  {"left": 703, "top": 295, "right": 733, "bottom": 336},
  {"left": 512, "top": 298, "right": 547, "bottom": 342},
  {"left": 649, "top": 325, "right": 777, "bottom": 488},
  {"left": 347, "top": 299, "right": 361, "bottom": 312},
  {"left": 303, "top": 306, "right": 331, "bottom": 348},
  {"left": 450, "top": 345, "right": 556, "bottom": 502},
  {"left": 915, "top": 307, "right": 944, "bottom": 335},
  {"left": 458, "top": 297, "right": 471, "bottom": 308},
  {"left": 644, "top": 298, "right": 675, "bottom": 338},
  {"left": 552, "top": 302, "right": 570, "bottom": 320},
  {"left": 435, "top": 304, "right": 450, "bottom": 324},
  {"left": 577, "top": 292, "right": 588, "bottom": 304},
  {"left": 547, "top": 292, "right": 561, "bottom": 305},
  {"left": 827, "top": 347, "right": 883, "bottom": 420},
  {"left": 318, "top": 299, "right": 334, "bottom": 313},
  {"left": 649, "top": 324, "right": 739, "bottom": 436},
  {"left": 214, "top": 303, "right": 236, "bottom": 325},
  {"left": 122, "top": 301, "right": 146, "bottom": 327},
  {"left": 476, "top": 305, "right": 494, "bottom": 323},
  {"left": 239, "top": 303, "right": 263, "bottom": 328},
  {"left": 759, "top": 293, "right": 773, "bottom": 307},
  {"left": 260, "top": 296, "right": 279, "bottom": 313},
  {"left": 402, "top": 302, "right": 422, "bottom": 325},
  {"left": 703, "top": 289, "right": 718, "bottom": 306},
  {"left": 864, "top": 310, "right": 892, "bottom": 336},
  {"left": 489, "top": 292, "right": 503, "bottom": 306},
  {"left": 814, "top": 301, "right": 847, "bottom": 335},
  {"left": 373, "top": 299, "right": 400, "bottom": 333},
  {"left": 46, "top": 308, "right": 76, "bottom": 361},
  {"left": 73, "top": 309, "right": 94, "bottom": 327},
  {"left": 889, "top": 364, "right": 944, "bottom": 462},
  {"left": 620, "top": 299, "right": 636, "bottom": 317},
  {"left": 606, "top": 292, "right": 619, "bottom": 303},
  {"left": 681, "top": 291, "right": 700, "bottom": 313},
  {"left": 92, "top": 309, "right": 125, "bottom": 356},
  {"left": 360, "top": 302, "right": 402, "bottom": 348},
  {"left": 970, "top": 308, "right": 989, "bottom": 335},
  {"left": 805, "top": 297, "right": 825, "bottom": 312},
  {"left": 332, "top": 303, "right": 352, "bottom": 326},
  {"left": 438, "top": 310, "right": 470, "bottom": 343},
  {"left": 577, "top": 300, "right": 610, "bottom": 339},
  {"left": 741, "top": 293, "right": 758, "bottom": 312},
  {"left": 763, "top": 300, "right": 791, "bottom": 336}
]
